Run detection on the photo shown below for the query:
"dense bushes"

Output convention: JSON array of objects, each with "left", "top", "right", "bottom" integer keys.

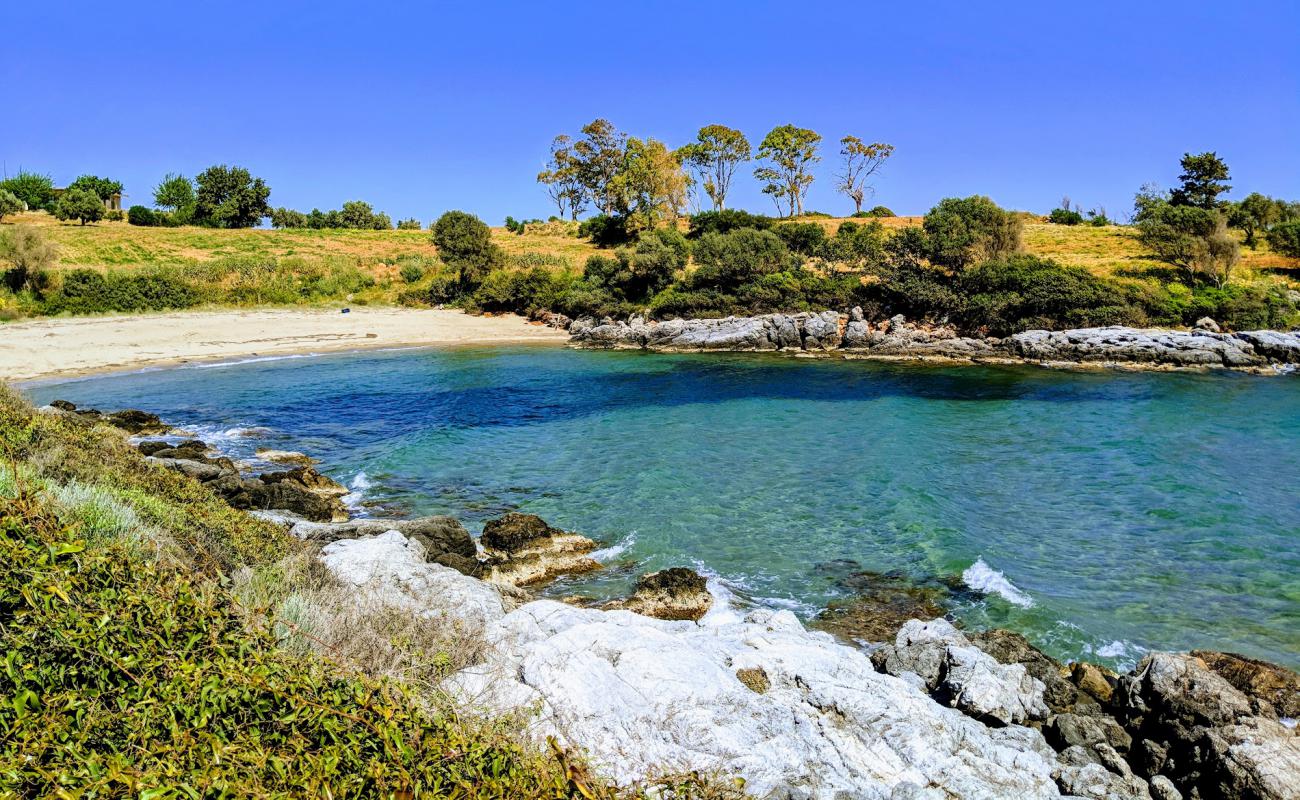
[
  {"left": 690, "top": 228, "right": 796, "bottom": 293},
  {"left": 127, "top": 205, "right": 158, "bottom": 226},
  {"left": 271, "top": 201, "right": 393, "bottom": 230},
  {"left": 432, "top": 211, "right": 504, "bottom": 291},
  {"left": 1136, "top": 201, "right": 1239, "bottom": 286},
  {"left": 1267, "top": 220, "right": 1300, "bottom": 258},
  {"left": 923, "top": 195, "right": 1022, "bottom": 269},
  {"left": 687, "top": 209, "right": 774, "bottom": 238},
  {"left": 0, "top": 171, "right": 56, "bottom": 212},
  {"left": 1048, "top": 208, "right": 1084, "bottom": 225},
  {"left": 955, "top": 256, "right": 1143, "bottom": 335}
]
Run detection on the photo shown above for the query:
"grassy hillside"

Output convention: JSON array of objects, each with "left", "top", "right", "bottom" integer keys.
[{"left": 2, "top": 209, "right": 1297, "bottom": 327}]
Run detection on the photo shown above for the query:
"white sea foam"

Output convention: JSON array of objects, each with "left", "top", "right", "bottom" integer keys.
[
  {"left": 589, "top": 531, "right": 637, "bottom": 562},
  {"left": 189, "top": 353, "right": 321, "bottom": 370},
  {"left": 1282, "top": 717, "right": 1297, "bottom": 730},
  {"left": 962, "top": 557, "right": 1035, "bottom": 608},
  {"left": 342, "top": 471, "right": 372, "bottom": 511}
]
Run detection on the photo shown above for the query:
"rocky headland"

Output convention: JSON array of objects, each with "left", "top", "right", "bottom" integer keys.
[
  {"left": 44, "top": 400, "right": 1300, "bottom": 799},
  {"left": 565, "top": 310, "right": 1300, "bottom": 373}
]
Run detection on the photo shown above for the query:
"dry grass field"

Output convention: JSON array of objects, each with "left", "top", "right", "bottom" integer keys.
[{"left": 6, "top": 208, "right": 1298, "bottom": 297}]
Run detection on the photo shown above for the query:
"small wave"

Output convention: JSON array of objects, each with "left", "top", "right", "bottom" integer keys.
[
  {"left": 189, "top": 353, "right": 321, "bottom": 370},
  {"left": 342, "top": 471, "right": 372, "bottom": 511},
  {"left": 962, "top": 557, "right": 1035, "bottom": 608},
  {"left": 589, "top": 531, "right": 637, "bottom": 562},
  {"left": 1282, "top": 717, "right": 1297, "bottom": 730}
]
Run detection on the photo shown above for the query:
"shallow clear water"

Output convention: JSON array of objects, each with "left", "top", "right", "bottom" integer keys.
[{"left": 26, "top": 346, "right": 1300, "bottom": 669}]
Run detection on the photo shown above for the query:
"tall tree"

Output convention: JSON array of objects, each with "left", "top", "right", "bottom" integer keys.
[
  {"left": 835, "top": 137, "right": 894, "bottom": 214},
  {"left": 609, "top": 137, "right": 690, "bottom": 235},
  {"left": 537, "top": 135, "right": 587, "bottom": 220},
  {"left": 153, "top": 173, "right": 195, "bottom": 213},
  {"left": 678, "top": 125, "right": 751, "bottom": 211},
  {"left": 572, "top": 119, "right": 627, "bottom": 216},
  {"left": 1170, "top": 152, "right": 1231, "bottom": 209},
  {"left": 67, "top": 175, "right": 123, "bottom": 202},
  {"left": 754, "top": 125, "right": 821, "bottom": 217},
  {"left": 1229, "top": 192, "right": 1283, "bottom": 249},
  {"left": 192, "top": 165, "right": 271, "bottom": 228}
]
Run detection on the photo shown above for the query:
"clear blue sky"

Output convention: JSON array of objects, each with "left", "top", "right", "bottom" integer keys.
[{"left": 4, "top": 0, "right": 1297, "bottom": 224}]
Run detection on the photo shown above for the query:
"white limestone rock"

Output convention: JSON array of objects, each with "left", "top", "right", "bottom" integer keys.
[
  {"left": 451, "top": 600, "right": 1064, "bottom": 798},
  {"left": 319, "top": 531, "right": 507, "bottom": 629}
]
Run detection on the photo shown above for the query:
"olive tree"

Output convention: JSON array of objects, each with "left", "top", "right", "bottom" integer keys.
[
  {"left": 0, "top": 189, "right": 25, "bottom": 222},
  {"left": 0, "top": 225, "right": 57, "bottom": 293},
  {"left": 53, "top": 187, "right": 104, "bottom": 225}
]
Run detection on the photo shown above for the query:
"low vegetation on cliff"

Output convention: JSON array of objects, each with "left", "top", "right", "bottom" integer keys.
[{"left": 0, "top": 386, "right": 644, "bottom": 798}]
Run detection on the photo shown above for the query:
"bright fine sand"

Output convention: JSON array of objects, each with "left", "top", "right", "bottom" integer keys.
[{"left": 1, "top": 308, "right": 567, "bottom": 382}]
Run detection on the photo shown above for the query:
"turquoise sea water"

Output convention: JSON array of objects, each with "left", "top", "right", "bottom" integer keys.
[{"left": 26, "top": 346, "right": 1300, "bottom": 669}]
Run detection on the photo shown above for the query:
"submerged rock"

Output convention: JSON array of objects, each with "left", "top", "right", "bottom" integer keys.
[
  {"left": 812, "top": 569, "right": 952, "bottom": 644},
  {"left": 104, "top": 408, "right": 169, "bottom": 434},
  {"left": 451, "top": 601, "right": 1064, "bottom": 798},
  {"left": 609, "top": 567, "right": 712, "bottom": 621},
  {"left": 255, "top": 448, "right": 318, "bottom": 465},
  {"left": 480, "top": 512, "right": 600, "bottom": 587}
]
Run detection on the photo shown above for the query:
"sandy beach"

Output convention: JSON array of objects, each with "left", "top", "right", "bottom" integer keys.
[{"left": 0, "top": 308, "right": 567, "bottom": 382}]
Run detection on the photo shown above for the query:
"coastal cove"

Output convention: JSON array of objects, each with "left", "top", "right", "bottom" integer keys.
[{"left": 27, "top": 344, "right": 1300, "bottom": 671}]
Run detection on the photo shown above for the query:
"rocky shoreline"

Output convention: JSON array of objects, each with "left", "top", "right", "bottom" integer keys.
[
  {"left": 563, "top": 310, "right": 1300, "bottom": 373},
  {"left": 45, "top": 401, "right": 1300, "bottom": 799}
]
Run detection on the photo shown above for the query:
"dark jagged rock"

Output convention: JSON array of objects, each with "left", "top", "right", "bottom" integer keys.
[
  {"left": 479, "top": 512, "right": 600, "bottom": 587},
  {"left": 480, "top": 512, "right": 564, "bottom": 552},
  {"left": 104, "top": 409, "right": 168, "bottom": 434},
  {"left": 49, "top": 399, "right": 77, "bottom": 411},
  {"left": 613, "top": 567, "right": 712, "bottom": 621},
  {"left": 259, "top": 466, "right": 348, "bottom": 497},
  {"left": 1111, "top": 652, "right": 1300, "bottom": 799},
  {"left": 137, "top": 440, "right": 174, "bottom": 456}
]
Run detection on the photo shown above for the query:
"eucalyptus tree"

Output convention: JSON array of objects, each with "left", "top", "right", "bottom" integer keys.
[
  {"left": 754, "top": 124, "right": 821, "bottom": 217},
  {"left": 679, "top": 124, "right": 751, "bottom": 211},
  {"left": 835, "top": 136, "right": 894, "bottom": 214}
]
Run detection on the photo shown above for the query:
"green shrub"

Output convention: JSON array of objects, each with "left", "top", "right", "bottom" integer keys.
[
  {"left": 1136, "top": 202, "right": 1240, "bottom": 286},
  {"left": 1048, "top": 208, "right": 1084, "bottom": 225},
  {"left": 823, "top": 220, "right": 888, "bottom": 266},
  {"left": 773, "top": 222, "right": 826, "bottom": 256},
  {"left": 690, "top": 228, "right": 795, "bottom": 293},
  {"left": 47, "top": 267, "right": 202, "bottom": 314},
  {"left": 578, "top": 213, "right": 634, "bottom": 247},
  {"left": 0, "top": 189, "right": 26, "bottom": 222},
  {"left": 955, "top": 255, "right": 1142, "bottom": 335},
  {"left": 53, "top": 187, "right": 104, "bottom": 225},
  {"left": 127, "top": 205, "right": 158, "bottom": 226},
  {"left": 0, "top": 225, "right": 57, "bottom": 295},
  {"left": 1267, "top": 219, "right": 1300, "bottom": 258},
  {"left": 864, "top": 206, "right": 895, "bottom": 217},
  {"left": 104, "top": 209, "right": 124, "bottom": 222},
  {"left": 648, "top": 286, "right": 734, "bottom": 318},
  {"left": 396, "top": 217, "right": 422, "bottom": 230},
  {"left": 399, "top": 262, "right": 426, "bottom": 283},
  {"left": 923, "top": 196, "right": 1022, "bottom": 270},
  {"left": 432, "top": 210, "right": 504, "bottom": 290},
  {"left": 270, "top": 207, "right": 308, "bottom": 228},
  {"left": 687, "top": 209, "right": 774, "bottom": 238},
  {"left": 474, "top": 267, "right": 559, "bottom": 313}
]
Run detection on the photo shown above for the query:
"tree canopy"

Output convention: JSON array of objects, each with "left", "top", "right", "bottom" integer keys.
[
  {"left": 679, "top": 125, "right": 751, "bottom": 211},
  {"left": 835, "top": 137, "right": 894, "bottom": 215},
  {"left": 754, "top": 125, "right": 821, "bottom": 217},
  {"left": 53, "top": 187, "right": 104, "bottom": 225},
  {"left": 193, "top": 165, "right": 271, "bottom": 228},
  {"left": 67, "top": 175, "right": 123, "bottom": 202},
  {"left": 1170, "top": 152, "right": 1231, "bottom": 209}
]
